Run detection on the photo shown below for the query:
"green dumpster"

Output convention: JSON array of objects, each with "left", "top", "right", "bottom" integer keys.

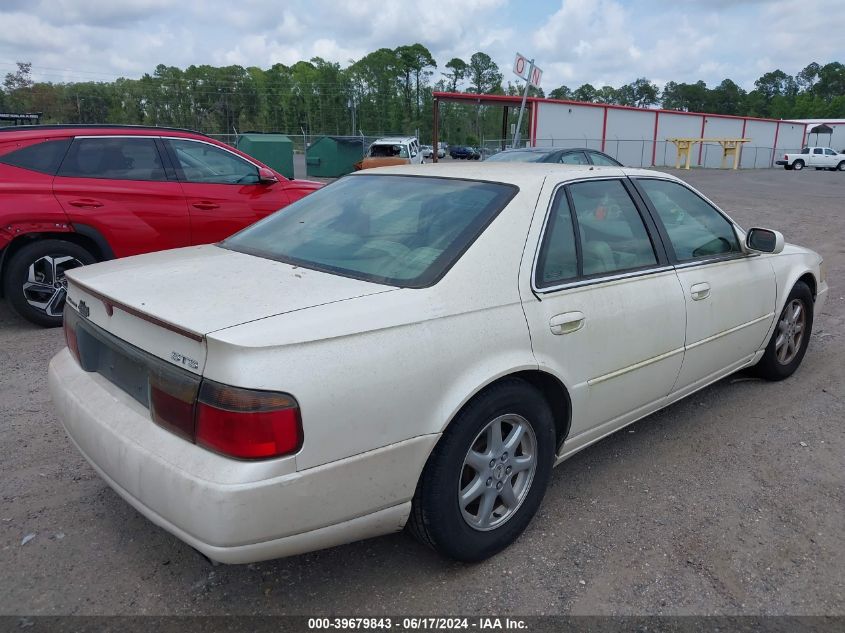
[
  {"left": 235, "top": 133, "right": 294, "bottom": 179},
  {"left": 306, "top": 136, "right": 366, "bottom": 178}
]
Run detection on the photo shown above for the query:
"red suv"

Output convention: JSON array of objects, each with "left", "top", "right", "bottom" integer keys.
[{"left": 0, "top": 125, "right": 321, "bottom": 326}]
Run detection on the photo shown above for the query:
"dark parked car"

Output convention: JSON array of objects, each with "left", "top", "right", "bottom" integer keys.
[
  {"left": 486, "top": 147, "right": 623, "bottom": 166},
  {"left": 0, "top": 125, "right": 322, "bottom": 326},
  {"left": 449, "top": 146, "right": 480, "bottom": 160}
]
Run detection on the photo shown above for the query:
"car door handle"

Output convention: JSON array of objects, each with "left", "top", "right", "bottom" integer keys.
[
  {"left": 549, "top": 311, "right": 585, "bottom": 335},
  {"left": 67, "top": 198, "right": 103, "bottom": 208},
  {"left": 690, "top": 282, "right": 711, "bottom": 301},
  {"left": 192, "top": 202, "right": 219, "bottom": 210}
]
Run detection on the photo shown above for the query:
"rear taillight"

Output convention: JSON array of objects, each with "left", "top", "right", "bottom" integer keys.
[
  {"left": 195, "top": 380, "right": 302, "bottom": 459},
  {"left": 63, "top": 310, "right": 80, "bottom": 362},
  {"left": 784, "top": 154, "right": 788, "bottom": 160},
  {"left": 149, "top": 367, "right": 200, "bottom": 440}
]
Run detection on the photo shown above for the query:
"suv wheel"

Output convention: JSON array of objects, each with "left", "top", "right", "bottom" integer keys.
[{"left": 3, "top": 239, "right": 96, "bottom": 327}]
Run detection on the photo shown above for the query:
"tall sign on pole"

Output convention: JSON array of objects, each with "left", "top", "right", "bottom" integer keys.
[{"left": 512, "top": 52, "right": 542, "bottom": 148}]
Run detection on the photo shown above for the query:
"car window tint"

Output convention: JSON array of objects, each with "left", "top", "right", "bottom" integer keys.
[
  {"left": 0, "top": 139, "right": 71, "bottom": 175},
  {"left": 559, "top": 151, "right": 588, "bottom": 165},
  {"left": 485, "top": 150, "right": 545, "bottom": 162},
  {"left": 167, "top": 139, "right": 258, "bottom": 184},
  {"left": 58, "top": 138, "right": 167, "bottom": 181},
  {"left": 535, "top": 191, "right": 578, "bottom": 287},
  {"left": 824, "top": 148, "right": 835, "bottom": 155},
  {"left": 638, "top": 179, "right": 740, "bottom": 262},
  {"left": 588, "top": 152, "right": 621, "bottom": 166},
  {"left": 800, "top": 147, "right": 810, "bottom": 154},
  {"left": 813, "top": 148, "right": 823, "bottom": 154},
  {"left": 223, "top": 175, "right": 517, "bottom": 288},
  {"left": 569, "top": 180, "right": 657, "bottom": 276}
]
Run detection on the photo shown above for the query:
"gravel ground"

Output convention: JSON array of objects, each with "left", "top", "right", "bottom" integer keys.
[{"left": 0, "top": 167, "right": 843, "bottom": 616}]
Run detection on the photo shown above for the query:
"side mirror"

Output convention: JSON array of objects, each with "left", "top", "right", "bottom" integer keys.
[
  {"left": 257, "top": 167, "right": 278, "bottom": 184},
  {"left": 746, "top": 228, "right": 785, "bottom": 254}
]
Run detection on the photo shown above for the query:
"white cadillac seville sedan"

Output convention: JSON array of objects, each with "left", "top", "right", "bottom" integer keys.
[{"left": 49, "top": 163, "right": 827, "bottom": 563}]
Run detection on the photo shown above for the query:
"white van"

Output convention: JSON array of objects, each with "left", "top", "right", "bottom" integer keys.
[{"left": 366, "top": 137, "right": 424, "bottom": 165}]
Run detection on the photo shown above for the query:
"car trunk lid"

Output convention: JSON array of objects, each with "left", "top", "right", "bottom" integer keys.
[{"left": 64, "top": 244, "right": 395, "bottom": 372}]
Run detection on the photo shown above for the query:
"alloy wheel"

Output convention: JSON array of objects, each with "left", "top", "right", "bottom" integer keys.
[
  {"left": 458, "top": 414, "right": 537, "bottom": 531},
  {"left": 22, "top": 254, "right": 85, "bottom": 317},
  {"left": 775, "top": 298, "right": 806, "bottom": 365}
]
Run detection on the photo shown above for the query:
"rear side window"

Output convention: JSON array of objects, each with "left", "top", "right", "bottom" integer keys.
[
  {"left": 535, "top": 192, "right": 578, "bottom": 286},
  {"left": 58, "top": 138, "right": 167, "bottom": 181},
  {"left": 589, "top": 152, "right": 621, "bottom": 167},
  {"left": 569, "top": 180, "right": 657, "bottom": 276},
  {"left": 536, "top": 179, "right": 658, "bottom": 287},
  {"left": 0, "top": 139, "right": 71, "bottom": 175},
  {"left": 559, "top": 151, "right": 588, "bottom": 165}
]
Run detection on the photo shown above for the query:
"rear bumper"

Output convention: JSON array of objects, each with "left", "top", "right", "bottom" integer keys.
[
  {"left": 775, "top": 160, "right": 788, "bottom": 166},
  {"left": 48, "top": 349, "right": 437, "bottom": 563}
]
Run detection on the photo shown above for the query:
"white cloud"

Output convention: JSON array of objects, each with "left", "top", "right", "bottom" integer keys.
[{"left": 0, "top": 0, "right": 841, "bottom": 94}]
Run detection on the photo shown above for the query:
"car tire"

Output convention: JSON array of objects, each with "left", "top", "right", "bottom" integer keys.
[
  {"left": 3, "top": 239, "right": 96, "bottom": 327},
  {"left": 793, "top": 160, "right": 804, "bottom": 171},
  {"left": 408, "top": 378, "right": 555, "bottom": 562},
  {"left": 838, "top": 162, "right": 845, "bottom": 171},
  {"left": 753, "top": 281, "right": 814, "bottom": 381}
]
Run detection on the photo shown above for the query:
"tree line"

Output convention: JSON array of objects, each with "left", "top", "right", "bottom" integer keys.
[{"left": 2, "top": 49, "right": 844, "bottom": 145}]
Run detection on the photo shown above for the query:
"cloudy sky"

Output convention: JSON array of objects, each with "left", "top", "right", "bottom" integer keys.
[{"left": 1, "top": 0, "right": 843, "bottom": 91}]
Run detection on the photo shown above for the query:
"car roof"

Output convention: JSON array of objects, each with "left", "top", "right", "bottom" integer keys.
[
  {"left": 497, "top": 147, "right": 604, "bottom": 155},
  {"left": 0, "top": 124, "right": 213, "bottom": 140},
  {"left": 350, "top": 161, "right": 681, "bottom": 186},
  {"left": 372, "top": 137, "right": 417, "bottom": 144}
]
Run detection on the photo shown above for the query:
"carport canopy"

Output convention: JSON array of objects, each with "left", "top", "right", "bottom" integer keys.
[
  {"left": 431, "top": 91, "right": 538, "bottom": 161},
  {"left": 809, "top": 123, "right": 834, "bottom": 134}
]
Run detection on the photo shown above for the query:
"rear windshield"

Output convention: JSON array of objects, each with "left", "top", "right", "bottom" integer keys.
[
  {"left": 486, "top": 150, "right": 546, "bottom": 163},
  {"left": 223, "top": 174, "right": 518, "bottom": 288}
]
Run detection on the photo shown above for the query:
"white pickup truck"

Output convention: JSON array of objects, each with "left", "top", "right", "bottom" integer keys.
[{"left": 776, "top": 146, "right": 845, "bottom": 171}]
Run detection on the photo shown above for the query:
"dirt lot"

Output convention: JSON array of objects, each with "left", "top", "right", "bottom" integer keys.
[{"left": 1, "top": 167, "right": 843, "bottom": 616}]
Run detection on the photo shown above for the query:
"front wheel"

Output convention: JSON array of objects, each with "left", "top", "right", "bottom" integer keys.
[
  {"left": 3, "top": 239, "right": 96, "bottom": 327},
  {"left": 837, "top": 162, "right": 845, "bottom": 171},
  {"left": 408, "top": 379, "right": 555, "bottom": 562},
  {"left": 753, "top": 281, "right": 814, "bottom": 381}
]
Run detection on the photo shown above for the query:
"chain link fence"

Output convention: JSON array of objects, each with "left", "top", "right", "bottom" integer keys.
[{"left": 206, "top": 132, "right": 407, "bottom": 155}]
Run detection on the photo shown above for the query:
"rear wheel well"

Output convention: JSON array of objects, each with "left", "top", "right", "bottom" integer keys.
[
  {"left": 456, "top": 371, "right": 571, "bottom": 452},
  {"left": 0, "top": 232, "right": 104, "bottom": 296},
  {"left": 511, "top": 371, "right": 571, "bottom": 450}
]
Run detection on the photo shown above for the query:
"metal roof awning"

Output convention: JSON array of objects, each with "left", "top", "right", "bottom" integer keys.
[{"left": 809, "top": 123, "right": 834, "bottom": 134}]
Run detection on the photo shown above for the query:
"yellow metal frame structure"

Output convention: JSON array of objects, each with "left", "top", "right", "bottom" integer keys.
[{"left": 667, "top": 138, "right": 751, "bottom": 170}]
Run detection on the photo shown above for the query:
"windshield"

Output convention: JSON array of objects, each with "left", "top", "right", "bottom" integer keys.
[
  {"left": 485, "top": 150, "right": 546, "bottom": 163},
  {"left": 223, "top": 175, "right": 518, "bottom": 288}
]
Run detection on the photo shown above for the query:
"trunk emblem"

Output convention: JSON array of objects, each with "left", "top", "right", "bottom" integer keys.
[{"left": 78, "top": 300, "right": 90, "bottom": 318}]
